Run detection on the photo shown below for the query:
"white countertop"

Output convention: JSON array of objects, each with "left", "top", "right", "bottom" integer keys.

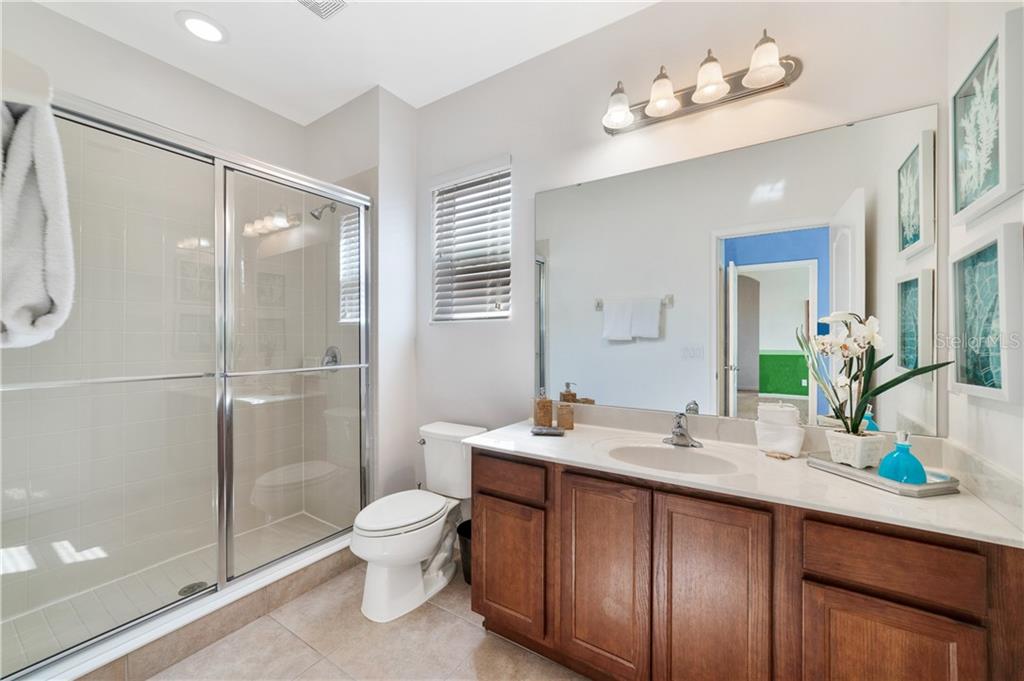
[{"left": 464, "top": 421, "right": 1024, "bottom": 550}]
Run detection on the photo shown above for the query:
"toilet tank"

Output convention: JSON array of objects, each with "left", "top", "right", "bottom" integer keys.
[{"left": 420, "top": 422, "right": 487, "bottom": 499}]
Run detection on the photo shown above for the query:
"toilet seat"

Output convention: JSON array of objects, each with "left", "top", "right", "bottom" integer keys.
[{"left": 354, "top": 490, "right": 449, "bottom": 538}]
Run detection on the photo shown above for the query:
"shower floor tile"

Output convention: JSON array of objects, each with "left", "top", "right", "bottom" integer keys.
[{"left": 1, "top": 513, "right": 341, "bottom": 677}]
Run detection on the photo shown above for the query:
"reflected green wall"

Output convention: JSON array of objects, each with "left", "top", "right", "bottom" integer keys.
[{"left": 759, "top": 351, "right": 808, "bottom": 396}]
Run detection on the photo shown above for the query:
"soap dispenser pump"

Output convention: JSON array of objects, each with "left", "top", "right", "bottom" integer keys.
[{"left": 878, "top": 431, "right": 927, "bottom": 484}]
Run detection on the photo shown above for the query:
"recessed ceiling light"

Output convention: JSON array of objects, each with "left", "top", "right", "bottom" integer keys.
[{"left": 176, "top": 10, "right": 227, "bottom": 43}]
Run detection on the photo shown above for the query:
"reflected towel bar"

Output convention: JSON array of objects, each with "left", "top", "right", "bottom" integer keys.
[{"left": 594, "top": 294, "right": 674, "bottom": 312}]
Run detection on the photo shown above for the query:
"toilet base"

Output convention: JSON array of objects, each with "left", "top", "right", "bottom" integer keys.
[
  {"left": 360, "top": 556, "right": 456, "bottom": 623},
  {"left": 358, "top": 512, "right": 459, "bottom": 623}
]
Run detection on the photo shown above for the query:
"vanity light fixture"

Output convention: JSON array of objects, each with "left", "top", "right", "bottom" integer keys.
[
  {"left": 742, "top": 29, "right": 787, "bottom": 89},
  {"left": 692, "top": 50, "right": 730, "bottom": 104},
  {"left": 176, "top": 10, "right": 227, "bottom": 43},
  {"left": 601, "top": 81, "right": 635, "bottom": 130},
  {"left": 644, "top": 66, "right": 682, "bottom": 117},
  {"left": 601, "top": 29, "right": 801, "bottom": 135}
]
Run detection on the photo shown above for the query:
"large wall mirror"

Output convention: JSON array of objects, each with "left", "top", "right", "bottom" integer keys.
[{"left": 536, "top": 105, "right": 942, "bottom": 435}]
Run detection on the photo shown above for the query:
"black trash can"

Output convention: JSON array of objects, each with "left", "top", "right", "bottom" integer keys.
[{"left": 457, "top": 520, "right": 472, "bottom": 585}]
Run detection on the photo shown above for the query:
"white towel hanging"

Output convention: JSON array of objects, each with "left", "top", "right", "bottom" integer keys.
[
  {"left": 2, "top": 101, "right": 75, "bottom": 348},
  {"left": 602, "top": 299, "right": 633, "bottom": 341},
  {"left": 630, "top": 297, "right": 661, "bottom": 339}
]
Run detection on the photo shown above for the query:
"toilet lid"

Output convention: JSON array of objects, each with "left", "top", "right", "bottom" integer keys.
[{"left": 354, "top": 490, "right": 447, "bottom": 534}]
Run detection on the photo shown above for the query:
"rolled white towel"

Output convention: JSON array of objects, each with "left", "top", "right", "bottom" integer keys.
[
  {"left": 755, "top": 421, "right": 805, "bottom": 459},
  {"left": 2, "top": 102, "right": 74, "bottom": 348}
]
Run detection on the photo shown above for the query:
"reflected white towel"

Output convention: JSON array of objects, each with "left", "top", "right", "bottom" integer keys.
[
  {"left": 1, "top": 103, "right": 74, "bottom": 348},
  {"left": 602, "top": 299, "right": 633, "bottom": 341},
  {"left": 630, "top": 297, "right": 661, "bottom": 339}
]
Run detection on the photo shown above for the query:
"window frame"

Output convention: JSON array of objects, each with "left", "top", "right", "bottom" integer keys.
[{"left": 430, "top": 161, "right": 513, "bottom": 323}]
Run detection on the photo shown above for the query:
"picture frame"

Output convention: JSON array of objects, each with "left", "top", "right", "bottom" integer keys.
[
  {"left": 895, "top": 269, "right": 934, "bottom": 372},
  {"left": 897, "top": 130, "right": 935, "bottom": 259},
  {"left": 948, "top": 222, "right": 1023, "bottom": 402},
  {"left": 950, "top": 9, "right": 1023, "bottom": 226}
]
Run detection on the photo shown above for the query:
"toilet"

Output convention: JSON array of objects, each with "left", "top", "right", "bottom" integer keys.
[
  {"left": 351, "top": 421, "right": 486, "bottom": 622},
  {"left": 251, "top": 460, "right": 339, "bottom": 520}
]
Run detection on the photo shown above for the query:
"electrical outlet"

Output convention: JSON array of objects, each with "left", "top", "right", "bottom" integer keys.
[{"left": 801, "top": 379, "right": 808, "bottom": 387}]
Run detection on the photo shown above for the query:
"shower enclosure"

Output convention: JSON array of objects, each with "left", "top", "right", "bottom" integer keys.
[{"left": 0, "top": 97, "right": 370, "bottom": 677}]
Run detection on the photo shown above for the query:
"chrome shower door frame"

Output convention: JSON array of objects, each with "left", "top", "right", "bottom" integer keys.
[{"left": 217, "top": 161, "right": 372, "bottom": 586}]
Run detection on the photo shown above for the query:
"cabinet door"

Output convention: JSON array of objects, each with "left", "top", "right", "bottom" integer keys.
[
  {"left": 472, "top": 493, "right": 546, "bottom": 640},
  {"left": 802, "top": 582, "right": 987, "bottom": 681},
  {"left": 560, "top": 474, "right": 651, "bottom": 681},
  {"left": 652, "top": 493, "right": 771, "bottom": 681}
]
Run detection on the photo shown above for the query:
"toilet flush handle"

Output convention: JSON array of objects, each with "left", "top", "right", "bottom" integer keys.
[{"left": 417, "top": 438, "right": 426, "bottom": 445}]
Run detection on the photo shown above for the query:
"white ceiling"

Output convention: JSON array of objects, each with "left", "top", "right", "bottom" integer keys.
[{"left": 42, "top": 1, "right": 653, "bottom": 125}]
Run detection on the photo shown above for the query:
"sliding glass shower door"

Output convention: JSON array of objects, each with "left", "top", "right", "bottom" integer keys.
[
  {"left": 1, "top": 118, "right": 219, "bottom": 676},
  {"left": 0, "top": 109, "right": 368, "bottom": 677},
  {"left": 223, "top": 168, "right": 365, "bottom": 578}
]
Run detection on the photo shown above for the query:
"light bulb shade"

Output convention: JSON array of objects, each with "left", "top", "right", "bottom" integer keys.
[
  {"left": 644, "top": 66, "right": 681, "bottom": 117},
  {"left": 742, "top": 29, "right": 786, "bottom": 89},
  {"left": 692, "top": 49, "right": 731, "bottom": 104},
  {"left": 601, "top": 81, "right": 635, "bottom": 130}
]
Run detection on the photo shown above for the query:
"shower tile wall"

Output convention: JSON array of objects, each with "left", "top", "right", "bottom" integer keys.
[{"left": 0, "top": 119, "right": 217, "bottom": 674}]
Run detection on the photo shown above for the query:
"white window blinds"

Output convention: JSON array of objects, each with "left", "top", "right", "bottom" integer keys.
[
  {"left": 338, "top": 210, "right": 361, "bottom": 323},
  {"left": 432, "top": 168, "right": 512, "bottom": 321}
]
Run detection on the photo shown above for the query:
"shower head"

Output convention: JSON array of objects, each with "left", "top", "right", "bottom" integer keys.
[{"left": 310, "top": 202, "right": 337, "bottom": 220}]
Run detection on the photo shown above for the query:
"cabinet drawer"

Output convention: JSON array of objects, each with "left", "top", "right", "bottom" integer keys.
[
  {"left": 803, "top": 521, "right": 987, "bottom": 617},
  {"left": 473, "top": 453, "right": 547, "bottom": 505}
]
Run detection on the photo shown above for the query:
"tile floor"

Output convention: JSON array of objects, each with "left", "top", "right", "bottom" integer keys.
[
  {"left": 2, "top": 514, "right": 340, "bottom": 676},
  {"left": 152, "top": 563, "right": 586, "bottom": 680}
]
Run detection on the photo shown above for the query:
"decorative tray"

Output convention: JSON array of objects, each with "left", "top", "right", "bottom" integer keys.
[{"left": 806, "top": 455, "right": 960, "bottom": 498}]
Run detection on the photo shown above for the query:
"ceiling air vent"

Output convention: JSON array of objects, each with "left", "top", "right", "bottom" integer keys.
[{"left": 297, "top": 0, "right": 346, "bottom": 20}]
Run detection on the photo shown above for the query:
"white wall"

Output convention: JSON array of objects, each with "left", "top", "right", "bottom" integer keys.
[
  {"left": 416, "top": 1, "right": 949, "bottom": 430},
  {"left": 745, "top": 268, "right": 808, "bottom": 352},
  {"left": 2, "top": 2, "right": 306, "bottom": 170},
  {"left": 374, "top": 90, "right": 420, "bottom": 493},
  {"left": 944, "top": 4, "right": 1023, "bottom": 481}
]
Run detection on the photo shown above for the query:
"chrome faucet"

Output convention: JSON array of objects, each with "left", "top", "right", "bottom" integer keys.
[{"left": 663, "top": 412, "right": 703, "bottom": 448}]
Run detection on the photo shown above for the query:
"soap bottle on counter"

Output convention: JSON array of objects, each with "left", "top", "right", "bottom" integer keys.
[
  {"left": 557, "top": 402, "right": 575, "bottom": 430},
  {"left": 878, "top": 431, "right": 927, "bottom": 484},
  {"left": 534, "top": 388, "right": 553, "bottom": 427},
  {"left": 559, "top": 382, "right": 578, "bottom": 403}
]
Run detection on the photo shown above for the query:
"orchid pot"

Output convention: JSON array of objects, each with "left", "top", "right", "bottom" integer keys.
[{"left": 824, "top": 429, "right": 887, "bottom": 469}]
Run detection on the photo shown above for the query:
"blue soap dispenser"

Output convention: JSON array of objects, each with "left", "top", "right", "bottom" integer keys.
[
  {"left": 863, "top": 405, "right": 880, "bottom": 432},
  {"left": 878, "top": 431, "right": 927, "bottom": 484}
]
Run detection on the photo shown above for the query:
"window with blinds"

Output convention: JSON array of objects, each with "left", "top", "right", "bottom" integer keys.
[
  {"left": 338, "top": 210, "right": 361, "bottom": 323},
  {"left": 432, "top": 168, "right": 512, "bottom": 321}
]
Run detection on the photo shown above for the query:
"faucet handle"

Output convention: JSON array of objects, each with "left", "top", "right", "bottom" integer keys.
[
  {"left": 685, "top": 400, "right": 699, "bottom": 415},
  {"left": 673, "top": 412, "right": 687, "bottom": 431}
]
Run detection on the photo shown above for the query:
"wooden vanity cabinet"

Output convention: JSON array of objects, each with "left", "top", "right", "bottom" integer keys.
[
  {"left": 471, "top": 452, "right": 553, "bottom": 645},
  {"left": 470, "top": 449, "right": 1024, "bottom": 681},
  {"left": 653, "top": 493, "right": 772, "bottom": 681},
  {"left": 560, "top": 474, "right": 651, "bottom": 681},
  {"left": 802, "top": 582, "right": 988, "bottom": 681},
  {"left": 472, "top": 493, "right": 546, "bottom": 639}
]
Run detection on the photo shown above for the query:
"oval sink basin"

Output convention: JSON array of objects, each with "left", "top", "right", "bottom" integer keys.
[{"left": 608, "top": 445, "right": 739, "bottom": 475}]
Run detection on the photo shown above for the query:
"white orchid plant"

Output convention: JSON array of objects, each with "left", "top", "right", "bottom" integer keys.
[{"left": 796, "top": 312, "right": 952, "bottom": 435}]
